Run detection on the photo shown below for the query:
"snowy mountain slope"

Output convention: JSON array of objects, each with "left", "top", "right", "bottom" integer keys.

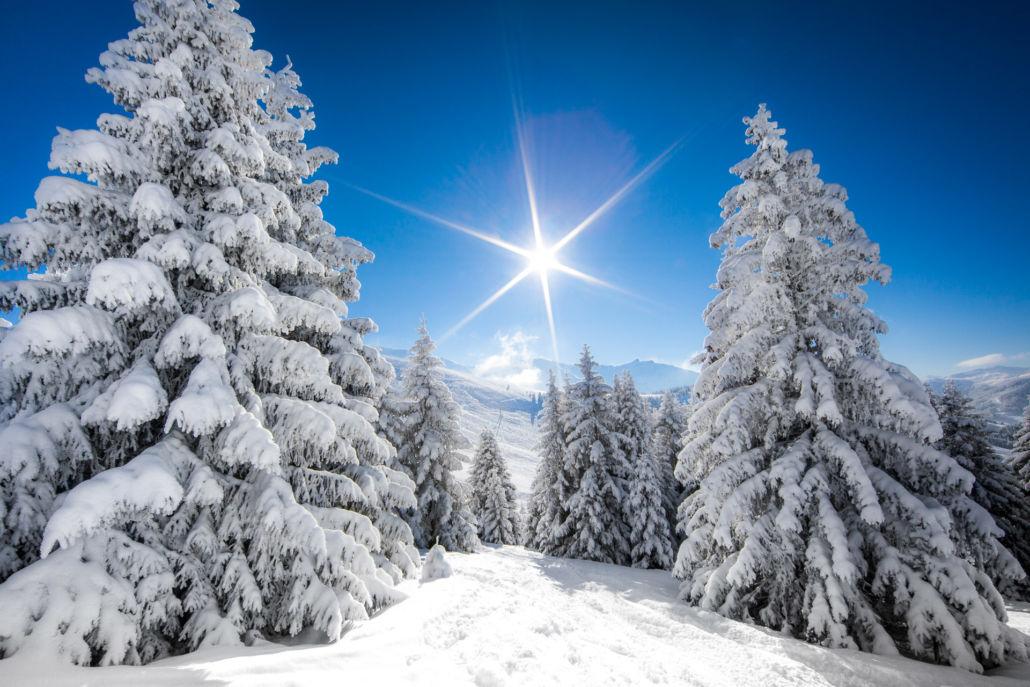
[
  {"left": 380, "top": 349, "right": 699, "bottom": 500},
  {"left": 5, "top": 546, "right": 1027, "bottom": 686},
  {"left": 384, "top": 351, "right": 541, "bottom": 500},
  {"left": 381, "top": 347, "right": 475, "bottom": 374},
  {"left": 926, "top": 366, "right": 1030, "bottom": 423}
]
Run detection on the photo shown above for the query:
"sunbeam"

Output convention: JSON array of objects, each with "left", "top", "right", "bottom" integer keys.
[
  {"left": 347, "top": 183, "right": 529, "bottom": 258},
  {"left": 441, "top": 266, "right": 534, "bottom": 342},
  {"left": 552, "top": 136, "right": 684, "bottom": 253},
  {"left": 514, "top": 110, "right": 544, "bottom": 252},
  {"left": 346, "top": 120, "right": 684, "bottom": 368},
  {"left": 552, "top": 262, "right": 630, "bottom": 296},
  {"left": 539, "top": 270, "right": 560, "bottom": 367}
]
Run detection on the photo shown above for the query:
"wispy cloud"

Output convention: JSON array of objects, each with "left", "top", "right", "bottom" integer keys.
[
  {"left": 956, "top": 352, "right": 1030, "bottom": 369},
  {"left": 680, "top": 351, "right": 704, "bottom": 373},
  {"left": 650, "top": 352, "right": 704, "bottom": 373},
  {"left": 474, "top": 331, "right": 543, "bottom": 390}
]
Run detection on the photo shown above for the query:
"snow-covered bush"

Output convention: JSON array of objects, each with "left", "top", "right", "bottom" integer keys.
[
  {"left": 0, "top": 0, "right": 414, "bottom": 664},
  {"left": 389, "top": 322, "right": 478, "bottom": 552},
  {"left": 674, "top": 104, "right": 1026, "bottom": 672},
  {"left": 420, "top": 543, "right": 452, "bottom": 582},
  {"left": 469, "top": 428, "right": 520, "bottom": 545}
]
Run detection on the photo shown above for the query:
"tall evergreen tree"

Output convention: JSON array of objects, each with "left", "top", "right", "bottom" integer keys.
[
  {"left": 469, "top": 428, "right": 520, "bottom": 545},
  {"left": 674, "top": 105, "right": 1025, "bottom": 671},
  {"left": 932, "top": 383, "right": 1030, "bottom": 598},
  {"left": 0, "top": 0, "right": 416, "bottom": 665},
  {"left": 393, "top": 321, "right": 478, "bottom": 552},
  {"left": 653, "top": 389, "right": 689, "bottom": 530},
  {"left": 613, "top": 372, "right": 673, "bottom": 569},
  {"left": 560, "top": 346, "right": 629, "bottom": 564},
  {"left": 525, "top": 370, "right": 570, "bottom": 554},
  {"left": 1011, "top": 398, "right": 1030, "bottom": 490},
  {"left": 259, "top": 51, "right": 419, "bottom": 591}
]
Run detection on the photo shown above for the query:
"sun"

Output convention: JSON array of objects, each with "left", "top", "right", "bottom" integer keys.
[
  {"left": 526, "top": 244, "right": 557, "bottom": 274},
  {"left": 347, "top": 110, "right": 684, "bottom": 368}
]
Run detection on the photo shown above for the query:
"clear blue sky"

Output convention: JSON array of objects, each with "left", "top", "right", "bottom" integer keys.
[{"left": 2, "top": 1, "right": 1027, "bottom": 379}]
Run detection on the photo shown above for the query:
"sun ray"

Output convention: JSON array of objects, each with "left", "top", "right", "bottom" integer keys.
[
  {"left": 514, "top": 113, "right": 544, "bottom": 251},
  {"left": 441, "top": 266, "right": 535, "bottom": 341},
  {"left": 539, "top": 270, "right": 560, "bottom": 369},
  {"left": 551, "top": 262, "right": 636, "bottom": 298},
  {"left": 504, "top": 37, "right": 544, "bottom": 252},
  {"left": 552, "top": 137, "right": 684, "bottom": 253},
  {"left": 348, "top": 115, "right": 689, "bottom": 369},
  {"left": 347, "top": 183, "right": 529, "bottom": 258}
]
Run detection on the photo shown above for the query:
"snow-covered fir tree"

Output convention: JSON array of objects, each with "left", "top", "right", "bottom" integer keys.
[
  {"left": 258, "top": 47, "right": 419, "bottom": 595},
  {"left": 652, "top": 388, "right": 689, "bottom": 531},
  {"left": 468, "top": 428, "right": 520, "bottom": 545},
  {"left": 1011, "top": 399, "right": 1030, "bottom": 490},
  {"left": 0, "top": 0, "right": 417, "bottom": 665},
  {"left": 525, "top": 370, "right": 570, "bottom": 554},
  {"left": 932, "top": 383, "right": 1030, "bottom": 598},
  {"left": 392, "top": 321, "right": 478, "bottom": 552},
  {"left": 560, "top": 346, "right": 630, "bottom": 564},
  {"left": 674, "top": 104, "right": 1026, "bottom": 671},
  {"left": 613, "top": 372, "right": 673, "bottom": 569}
]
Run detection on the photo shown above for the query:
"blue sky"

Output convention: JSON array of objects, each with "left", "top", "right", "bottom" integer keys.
[{"left": 2, "top": 1, "right": 1027, "bottom": 380}]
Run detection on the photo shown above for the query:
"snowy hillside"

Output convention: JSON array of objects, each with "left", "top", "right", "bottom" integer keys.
[
  {"left": 384, "top": 350, "right": 541, "bottom": 500},
  {"left": 5, "top": 546, "right": 1027, "bottom": 687},
  {"left": 926, "top": 366, "right": 1030, "bottom": 424},
  {"left": 381, "top": 347, "right": 700, "bottom": 500}
]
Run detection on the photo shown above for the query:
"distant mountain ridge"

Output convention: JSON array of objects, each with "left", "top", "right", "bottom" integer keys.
[
  {"left": 530, "top": 357, "right": 698, "bottom": 395},
  {"left": 382, "top": 343, "right": 1029, "bottom": 427},
  {"left": 925, "top": 366, "right": 1030, "bottom": 424},
  {"left": 382, "top": 347, "right": 698, "bottom": 395}
]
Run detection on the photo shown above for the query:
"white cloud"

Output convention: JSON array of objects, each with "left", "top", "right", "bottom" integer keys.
[
  {"left": 680, "top": 351, "right": 703, "bottom": 373},
  {"left": 649, "top": 350, "right": 704, "bottom": 373},
  {"left": 956, "top": 352, "right": 1030, "bottom": 369},
  {"left": 474, "top": 331, "right": 543, "bottom": 390}
]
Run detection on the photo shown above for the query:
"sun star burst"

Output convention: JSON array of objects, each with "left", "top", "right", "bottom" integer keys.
[
  {"left": 526, "top": 244, "right": 558, "bottom": 274},
  {"left": 348, "top": 119, "right": 682, "bottom": 373}
]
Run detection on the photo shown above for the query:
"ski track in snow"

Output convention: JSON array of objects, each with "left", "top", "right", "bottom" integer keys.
[{"left": 3, "top": 546, "right": 1029, "bottom": 687}]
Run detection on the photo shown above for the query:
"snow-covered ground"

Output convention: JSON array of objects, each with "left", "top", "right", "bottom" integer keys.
[{"left": 4, "top": 546, "right": 1028, "bottom": 686}]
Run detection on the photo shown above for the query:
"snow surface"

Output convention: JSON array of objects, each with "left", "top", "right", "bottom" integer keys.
[{"left": 3, "top": 546, "right": 1027, "bottom": 686}]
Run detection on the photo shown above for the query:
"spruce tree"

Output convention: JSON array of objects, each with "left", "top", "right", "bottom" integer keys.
[
  {"left": 674, "top": 105, "right": 1025, "bottom": 671},
  {"left": 469, "top": 428, "right": 520, "bottom": 545},
  {"left": 560, "top": 346, "right": 629, "bottom": 564},
  {"left": 525, "top": 370, "right": 570, "bottom": 554},
  {"left": 1011, "top": 398, "right": 1030, "bottom": 490},
  {"left": 0, "top": 0, "right": 415, "bottom": 664},
  {"left": 259, "top": 51, "right": 420, "bottom": 592},
  {"left": 613, "top": 372, "right": 673, "bottom": 569},
  {"left": 393, "top": 321, "right": 478, "bottom": 552},
  {"left": 932, "top": 383, "right": 1030, "bottom": 598},
  {"left": 653, "top": 388, "right": 689, "bottom": 531}
]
